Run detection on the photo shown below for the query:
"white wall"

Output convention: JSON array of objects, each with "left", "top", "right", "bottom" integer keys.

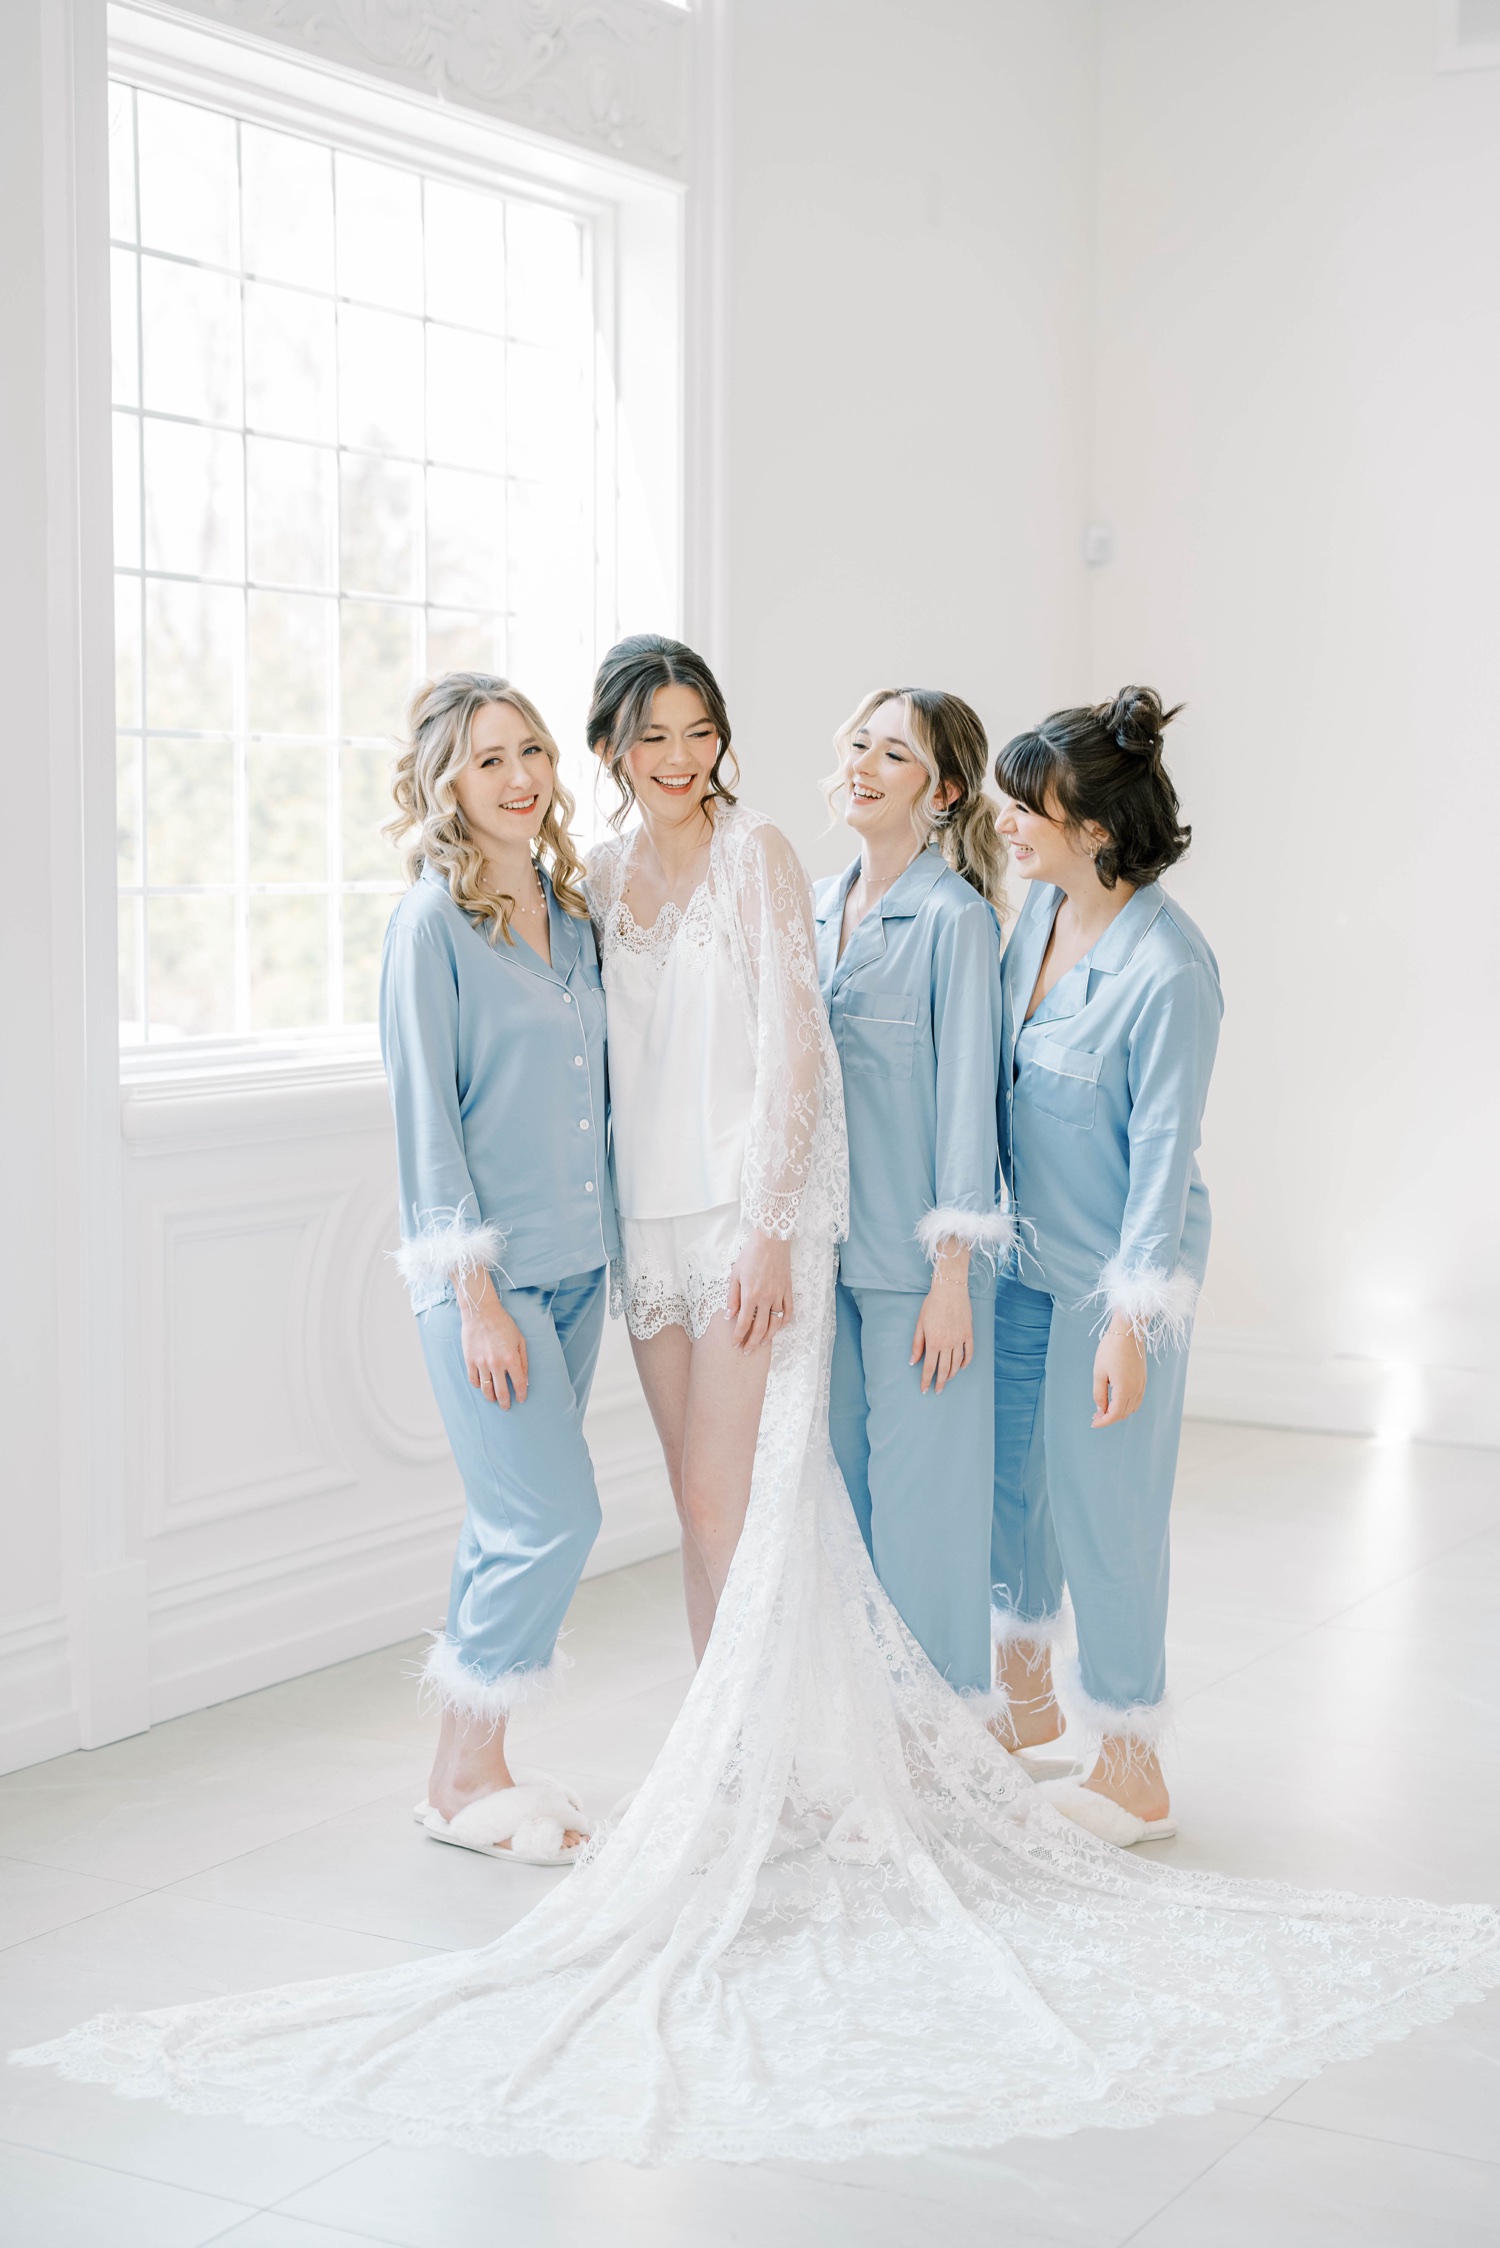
[
  {"left": 1089, "top": 0, "right": 1500, "bottom": 1445},
  {"left": 722, "top": 0, "right": 1101, "bottom": 877},
  {"left": 0, "top": 1, "right": 73, "bottom": 1771}
]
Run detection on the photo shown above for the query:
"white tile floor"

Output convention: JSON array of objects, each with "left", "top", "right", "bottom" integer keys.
[{"left": 2, "top": 1419, "right": 1499, "bottom": 2246}]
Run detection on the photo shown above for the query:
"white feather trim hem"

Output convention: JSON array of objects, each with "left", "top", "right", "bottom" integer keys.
[
  {"left": 1053, "top": 1652, "right": 1174, "bottom": 1751},
  {"left": 418, "top": 1639, "right": 572, "bottom": 1728},
  {"left": 1091, "top": 1255, "right": 1199, "bottom": 1354},
  {"left": 990, "top": 1606, "right": 1068, "bottom": 1653},
  {"left": 958, "top": 1684, "right": 1012, "bottom": 1720},
  {"left": 392, "top": 1215, "right": 506, "bottom": 1299},
  {"left": 914, "top": 1205, "right": 1017, "bottom": 1268}
]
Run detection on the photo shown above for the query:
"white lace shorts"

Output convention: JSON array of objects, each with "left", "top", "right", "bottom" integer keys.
[{"left": 614, "top": 1202, "right": 744, "bottom": 1341}]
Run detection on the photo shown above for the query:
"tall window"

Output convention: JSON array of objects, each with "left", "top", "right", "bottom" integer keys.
[{"left": 108, "top": 78, "right": 597, "bottom": 1050}]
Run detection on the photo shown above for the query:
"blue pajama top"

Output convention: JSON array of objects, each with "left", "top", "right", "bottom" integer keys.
[
  {"left": 814, "top": 848, "right": 1005, "bottom": 1296},
  {"left": 379, "top": 864, "right": 618, "bottom": 1312},
  {"left": 1000, "top": 879, "right": 1222, "bottom": 1313}
]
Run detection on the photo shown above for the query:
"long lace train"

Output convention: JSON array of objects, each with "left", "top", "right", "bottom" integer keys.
[{"left": 13, "top": 1240, "right": 1500, "bottom": 2162}]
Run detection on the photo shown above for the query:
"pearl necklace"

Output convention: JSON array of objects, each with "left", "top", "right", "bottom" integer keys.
[{"left": 484, "top": 863, "right": 546, "bottom": 920}]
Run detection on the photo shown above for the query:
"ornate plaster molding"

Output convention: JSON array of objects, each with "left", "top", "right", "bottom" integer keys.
[{"left": 161, "top": 0, "right": 690, "bottom": 174}]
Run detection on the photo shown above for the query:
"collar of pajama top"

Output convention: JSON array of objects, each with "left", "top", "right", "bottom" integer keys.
[
  {"left": 1000, "top": 878, "right": 1223, "bottom": 1329},
  {"left": 378, "top": 863, "right": 620, "bottom": 1313},
  {"left": 813, "top": 847, "right": 1005, "bottom": 1296}
]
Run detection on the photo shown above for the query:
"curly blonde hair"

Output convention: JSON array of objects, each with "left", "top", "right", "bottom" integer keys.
[
  {"left": 826, "top": 688, "right": 1009, "bottom": 912},
  {"left": 386, "top": 673, "right": 589, "bottom": 942}
]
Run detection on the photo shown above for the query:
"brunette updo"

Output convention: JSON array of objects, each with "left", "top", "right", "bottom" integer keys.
[
  {"left": 587, "top": 633, "right": 738, "bottom": 828},
  {"left": 994, "top": 685, "right": 1190, "bottom": 890}
]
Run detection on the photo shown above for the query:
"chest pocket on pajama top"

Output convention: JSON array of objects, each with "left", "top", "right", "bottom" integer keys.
[
  {"left": 839, "top": 989, "right": 918, "bottom": 1079},
  {"left": 1025, "top": 1040, "right": 1101, "bottom": 1128}
]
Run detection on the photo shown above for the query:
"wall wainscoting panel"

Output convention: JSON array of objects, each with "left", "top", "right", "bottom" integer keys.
[
  {"left": 0, "top": 1608, "right": 78, "bottom": 1776},
  {"left": 145, "top": 0, "right": 691, "bottom": 173},
  {"left": 347, "top": 1199, "right": 451, "bottom": 1466},
  {"left": 142, "top": 1186, "right": 359, "bottom": 1534}
]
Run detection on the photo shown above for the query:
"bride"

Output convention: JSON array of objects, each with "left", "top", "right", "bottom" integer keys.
[{"left": 14, "top": 637, "right": 1498, "bottom": 2164}]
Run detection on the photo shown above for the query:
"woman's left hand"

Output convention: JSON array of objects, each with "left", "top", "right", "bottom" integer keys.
[
  {"left": 1092, "top": 1317, "right": 1148, "bottom": 1426},
  {"left": 728, "top": 1231, "right": 794, "bottom": 1350},
  {"left": 911, "top": 1256, "right": 974, "bottom": 1394}
]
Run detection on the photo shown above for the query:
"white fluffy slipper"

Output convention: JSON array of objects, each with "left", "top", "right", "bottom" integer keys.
[
  {"left": 1035, "top": 1778, "right": 1177, "bottom": 1847},
  {"left": 421, "top": 1769, "right": 590, "bottom": 1867},
  {"left": 1014, "top": 1746, "right": 1087, "bottom": 1781}
]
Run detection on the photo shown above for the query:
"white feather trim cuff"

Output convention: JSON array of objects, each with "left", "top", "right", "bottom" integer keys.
[
  {"left": 393, "top": 1214, "right": 506, "bottom": 1300},
  {"left": 418, "top": 1638, "right": 572, "bottom": 1728},
  {"left": 991, "top": 1606, "right": 1068, "bottom": 1652},
  {"left": 1091, "top": 1254, "right": 1199, "bottom": 1354},
  {"left": 1054, "top": 1652, "right": 1175, "bottom": 1752},
  {"left": 915, "top": 1205, "right": 1017, "bottom": 1268}
]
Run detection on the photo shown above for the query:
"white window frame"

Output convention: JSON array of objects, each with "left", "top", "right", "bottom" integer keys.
[{"left": 106, "top": 0, "right": 687, "bottom": 1087}]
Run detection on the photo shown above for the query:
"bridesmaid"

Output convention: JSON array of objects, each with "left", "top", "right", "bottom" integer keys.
[
  {"left": 815, "top": 689, "right": 1010, "bottom": 1696},
  {"left": 381, "top": 672, "right": 617, "bottom": 1865},
  {"left": 989, "top": 686, "right": 1221, "bottom": 1845}
]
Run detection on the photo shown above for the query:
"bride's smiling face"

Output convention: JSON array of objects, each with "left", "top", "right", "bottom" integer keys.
[{"left": 624, "top": 683, "right": 720, "bottom": 829}]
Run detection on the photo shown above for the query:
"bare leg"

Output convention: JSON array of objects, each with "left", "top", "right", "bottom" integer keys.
[
  {"left": 987, "top": 1640, "right": 1064, "bottom": 1751},
  {"left": 631, "top": 1313, "right": 773, "bottom": 1663},
  {"left": 427, "top": 1706, "right": 586, "bottom": 1849},
  {"left": 678, "top": 1312, "right": 773, "bottom": 1607},
  {"left": 631, "top": 1325, "right": 717, "bottom": 1660}
]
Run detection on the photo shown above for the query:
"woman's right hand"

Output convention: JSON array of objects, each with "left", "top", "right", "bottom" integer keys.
[
  {"left": 1091, "top": 1316, "right": 1146, "bottom": 1427},
  {"left": 457, "top": 1271, "right": 529, "bottom": 1407}
]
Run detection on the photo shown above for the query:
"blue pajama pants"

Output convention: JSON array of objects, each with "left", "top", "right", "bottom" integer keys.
[
  {"left": 829, "top": 1279, "right": 995, "bottom": 1694},
  {"left": 991, "top": 1272, "right": 1189, "bottom": 1714},
  {"left": 418, "top": 1265, "right": 606, "bottom": 1682}
]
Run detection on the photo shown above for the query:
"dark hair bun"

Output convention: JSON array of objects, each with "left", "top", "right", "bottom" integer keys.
[
  {"left": 1095, "top": 685, "right": 1181, "bottom": 763},
  {"left": 994, "top": 683, "right": 1191, "bottom": 890}
]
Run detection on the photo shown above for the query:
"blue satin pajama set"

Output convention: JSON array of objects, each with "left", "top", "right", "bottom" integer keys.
[
  {"left": 992, "top": 880, "right": 1222, "bottom": 1735},
  {"left": 815, "top": 850, "right": 1007, "bottom": 1696},
  {"left": 379, "top": 865, "right": 618, "bottom": 1719}
]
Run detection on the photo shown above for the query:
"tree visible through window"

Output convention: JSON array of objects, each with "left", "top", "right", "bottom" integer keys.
[{"left": 109, "top": 79, "right": 595, "bottom": 1047}]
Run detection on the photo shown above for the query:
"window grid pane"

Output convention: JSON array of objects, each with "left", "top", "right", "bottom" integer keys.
[{"left": 112, "top": 77, "right": 596, "bottom": 1047}]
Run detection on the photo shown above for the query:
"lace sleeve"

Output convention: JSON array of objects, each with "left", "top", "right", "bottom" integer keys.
[
  {"left": 723, "top": 815, "right": 848, "bottom": 1245},
  {"left": 583, "top": 833, "right": 626, "bottom": 934}
]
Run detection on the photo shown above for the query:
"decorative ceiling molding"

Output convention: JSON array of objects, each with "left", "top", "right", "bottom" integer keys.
[{"left": 158, "top": 0, "right": 690, "bottom": 174}]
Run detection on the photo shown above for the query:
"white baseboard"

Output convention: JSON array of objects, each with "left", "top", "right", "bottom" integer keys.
[
  {"left": 145, "top": 1400, "right": 679, "bottom": 1726},
  {"left": 146, "top": 1513, "right": 461, "bottom": 1723},
  {"left": 1186, "top": 1334, "right": 1500, "bottom": 1450},
  {"left": 0, "top": 1609, "right": 79, "bottom": 1778}
]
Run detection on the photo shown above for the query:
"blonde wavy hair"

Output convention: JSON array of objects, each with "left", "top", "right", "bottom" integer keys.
[
  {"left": 825, "top": 687, "right": 1009, "bottom": 912},
  {"left": 386, "top": 673, "right": 589, "bottom": 942}
]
